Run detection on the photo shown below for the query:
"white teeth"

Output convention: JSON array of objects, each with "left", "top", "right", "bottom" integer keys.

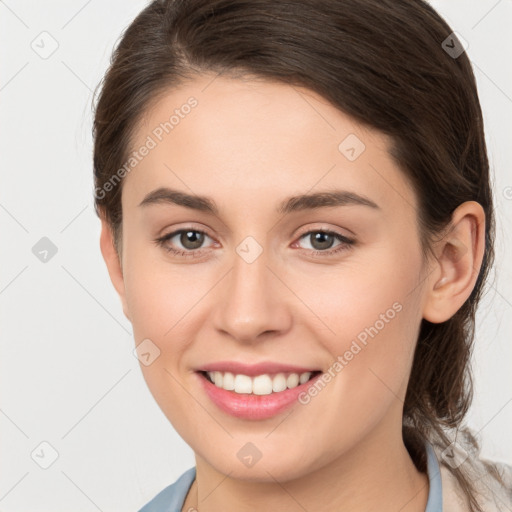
[
  {"left": 213, "top": 371, "right": 223, "bottom": 387},
  {"left": 253, "top": 375, "right": 273, "bottom": 395},
  {"left": 299, "top": 372, "right": 311, "bottom": 384},
  {"left": 234, "top": 374, "right": 253, "bottom": 394},
  {"left": 222, "top": 372, "right": 235, "bottom": 390},
  {"left": 206, "top": 371, "right": 315, "bottom": 394},
  {"left": 272, "top": 373, "right": 287, "bottom": 392},
  {"left": 286, "top": 373, "right": 299, "bottom": 389}
]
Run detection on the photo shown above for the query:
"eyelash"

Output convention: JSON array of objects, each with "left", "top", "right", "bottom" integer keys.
[{"left": 154, "top": 227, "right": 355, "bottom": 259}]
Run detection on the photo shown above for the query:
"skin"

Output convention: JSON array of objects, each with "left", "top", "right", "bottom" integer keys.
[{"left": 100, "top": 73, "right": 485, "bottom": 512}]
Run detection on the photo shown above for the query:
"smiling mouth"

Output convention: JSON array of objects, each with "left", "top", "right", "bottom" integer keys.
[{"left": 200, "top": 370, "right": 322, "bottom": 395}]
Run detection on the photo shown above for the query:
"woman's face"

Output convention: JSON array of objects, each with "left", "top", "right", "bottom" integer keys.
[{"left": 112, "top": 73, "right": 432, "bottom": 481}]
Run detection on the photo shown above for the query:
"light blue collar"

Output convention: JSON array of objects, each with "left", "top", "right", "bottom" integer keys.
[{"left": 425, "top": 440, "right": 444, "bottom": 511}]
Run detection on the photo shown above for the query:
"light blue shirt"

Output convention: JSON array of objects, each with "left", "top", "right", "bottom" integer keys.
[{"left": 138, "top": 441, "right": 443, "bottom": 512}]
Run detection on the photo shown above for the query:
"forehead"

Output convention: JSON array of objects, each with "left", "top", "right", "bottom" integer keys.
[{"left": 124, "top": 73, "right": 416, "bottom": 216}]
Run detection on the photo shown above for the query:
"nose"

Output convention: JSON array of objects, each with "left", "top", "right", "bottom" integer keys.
[{"left": 212, "top": 246, "right": 293, "bottom": 343}]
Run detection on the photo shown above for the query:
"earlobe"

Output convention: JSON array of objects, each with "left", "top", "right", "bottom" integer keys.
[
  {"left": 422, "top": 201, "right": 485, "bottom": 324},
  {"left": 99, "top": 216, "right": 131, "bottom": 321}
]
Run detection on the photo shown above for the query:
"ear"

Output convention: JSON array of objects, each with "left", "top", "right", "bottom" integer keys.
[
  {"left": 422, "top": 201, "right": 486, "bottom": 323},
  {"left": 99, "top": 214, "right": 131, "bottom": 321}
]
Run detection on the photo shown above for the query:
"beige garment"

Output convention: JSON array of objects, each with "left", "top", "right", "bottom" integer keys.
[{"left": 430, "top": 431, "right": 512, "bottom": 512}]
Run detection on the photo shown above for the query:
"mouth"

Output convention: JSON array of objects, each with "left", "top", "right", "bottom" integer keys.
[
  {"left": 195, "top": 365, "right": 323, "bottom": 420},
  {"left": 200, "top": 370, "right": 322, "bottom": 395}
]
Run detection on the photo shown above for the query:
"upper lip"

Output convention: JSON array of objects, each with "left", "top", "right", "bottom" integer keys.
[{"left": 197, "top": 361, "right": 320, "bottom": 376}]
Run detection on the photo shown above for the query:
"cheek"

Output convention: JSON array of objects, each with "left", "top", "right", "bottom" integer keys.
[
  {"left": 122, "top": 243, "right": 215, "bottom": 397},
  {"left": 122, "top": 241, "right": 207, "bottom": 341},
  {"left": 289, "top": 271, "right": 424, "bottom": 464},
  {"left": 298, "top": 242, "right": 425, "bottom": 404},
  {"left": 290, "top": 239, "right": 423, "bottom": 347},
  {"left": 329, "top": 298, "right": 421, "bottom": 405},
  {"left": 123, "top": 256, "right": 204, "bottom": 437}
]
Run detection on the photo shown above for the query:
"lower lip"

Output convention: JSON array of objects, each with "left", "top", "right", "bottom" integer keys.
[{"left": 197, "top": 372, "right": 321, "bottom": 420}]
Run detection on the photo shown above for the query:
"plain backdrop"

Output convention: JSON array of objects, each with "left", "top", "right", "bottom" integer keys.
[{"left": 0, "top": 1, "right": 511, "bottom": 510}]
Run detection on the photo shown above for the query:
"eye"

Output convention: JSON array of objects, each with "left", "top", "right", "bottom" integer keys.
[
  {"left": 154, "top": 228, "right": 215, "bottom": 257},
  {"left": 295, "top": 229, "right": 354, "bottom": 256}
]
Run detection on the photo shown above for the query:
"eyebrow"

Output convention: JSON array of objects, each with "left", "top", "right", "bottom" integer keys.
[{"left": 138, "top": 187, "right": 380, "bottom": 215}]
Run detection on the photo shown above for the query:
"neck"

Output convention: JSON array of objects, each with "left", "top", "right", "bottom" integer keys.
[{"left": 183, "top": 426, "right": 429, "bottom": 512}]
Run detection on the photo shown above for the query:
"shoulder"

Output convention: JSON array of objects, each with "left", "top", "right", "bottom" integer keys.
[
  {"left": 430, "top": 429, "right": 512, "bottom": 512},
  {"left": 138, "top": 467, "right": 196, "bottom": 512}
]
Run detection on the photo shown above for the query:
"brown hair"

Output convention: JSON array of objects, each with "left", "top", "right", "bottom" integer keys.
[{"left": 93, "top": 1, "right": 498, "bottom": 509}]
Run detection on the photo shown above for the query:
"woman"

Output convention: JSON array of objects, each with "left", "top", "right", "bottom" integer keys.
[{"left": 93, "top": 0, "right": 512, "bottom": 510}]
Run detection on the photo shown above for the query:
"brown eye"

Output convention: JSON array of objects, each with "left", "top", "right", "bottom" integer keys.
[
  {"left": 179, "top": 230, "right": 205, "bottom": 250},
  {"left": 155, "top": 228, "right": 214, "bottom": 256},
  {"left": 296, "top": 229, "right": 355, "bottom": 257},
  {"left": 308, "top": 232, "right": 336, "bottom": 250}
]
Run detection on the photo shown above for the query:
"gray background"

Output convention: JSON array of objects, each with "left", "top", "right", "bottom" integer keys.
[{"left": 0, "top": 0, "right": 511, "bottom": 510}]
